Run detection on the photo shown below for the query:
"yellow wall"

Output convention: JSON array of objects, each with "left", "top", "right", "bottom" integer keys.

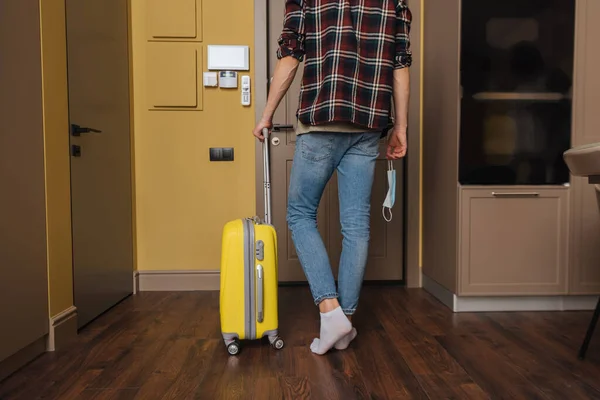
[
  {"left": 39, "top": 0, "right": 74, "bottom": 317},
  {"left": 130, "top": 0, "right": 257, "bottom": 271},
  {"left": 36, "top": 0, "right": 420, "bottom": 289}
]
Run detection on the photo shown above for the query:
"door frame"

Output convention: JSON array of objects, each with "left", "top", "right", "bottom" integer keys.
[{"left": 253, "top": 0, "right": 423, "bottom": 288}]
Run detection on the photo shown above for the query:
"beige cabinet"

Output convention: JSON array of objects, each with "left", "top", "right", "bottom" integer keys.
[
  {"left": 422, "top": 0, "right": 600, "bottom": 309},
  {"left": 568, "top": 0, "right": 600, "bottom": 295},
  {"left": 569, "top": 180, "right": 600, "bottom": 294},
  {"left": 459, "top": 187, "right": 569, "bottom": 296}
]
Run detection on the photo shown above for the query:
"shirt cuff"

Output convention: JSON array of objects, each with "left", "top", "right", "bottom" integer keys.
[
  {"left": 394, "top": 53, "right": 412, "bottom": 69},
  {"left": 277, "top": 35, "right": 305, "bottom": 61}
]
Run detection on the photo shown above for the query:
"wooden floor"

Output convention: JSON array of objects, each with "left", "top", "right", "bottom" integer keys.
[{"left": 1, "top": 286, "right": 599, "bottom": 399}]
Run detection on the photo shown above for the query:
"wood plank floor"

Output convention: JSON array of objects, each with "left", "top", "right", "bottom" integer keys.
[{"left": 1, "top": 286, "right": 599, "bottom": 399}]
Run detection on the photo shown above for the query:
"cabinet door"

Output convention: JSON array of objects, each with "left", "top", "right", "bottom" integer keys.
[
  {"left": 459, "top": 187, "right": 569, "bottom": 295},
  {"left": 459, "top": 0, "right": 575, "bottom": 186},
  {"left": 0, "top": 0, "right": 49, "bottom": 366},
  {"left": 568, "top": 0, "right": 600, "bottom": 294}
]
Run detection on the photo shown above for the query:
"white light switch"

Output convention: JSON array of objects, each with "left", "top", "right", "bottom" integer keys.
[
  {"left": 203, "top": 72, "right": 218, "bottom": 87},
  {"left": 207, "top": 45, "right": 250, "bottom": 71}
]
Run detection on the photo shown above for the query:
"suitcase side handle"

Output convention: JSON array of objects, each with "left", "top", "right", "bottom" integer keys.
[
  {"left": 262, "top": 128, "right": 272, "bottom": 225},
  {"left": 256, "top": 264, "right": 264, "bottom": 323}
]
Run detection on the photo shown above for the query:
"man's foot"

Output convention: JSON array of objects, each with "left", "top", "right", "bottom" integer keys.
[
  {"left": 309, "top": 307, "right": 352, "bottom": 355},
  {"left": 311, "top": 328, "right": 356, "bottom": 352},
  {"left": 334, "top": 327, "right": 357, "bottom": 350}
]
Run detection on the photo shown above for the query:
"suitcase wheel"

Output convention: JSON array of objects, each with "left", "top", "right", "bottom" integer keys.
[
  {"left": 270, "top": 336, "right": 284, "bottom": 350},
  {"left": 227, "top": 340, "right": 241, "bottom": 355}
]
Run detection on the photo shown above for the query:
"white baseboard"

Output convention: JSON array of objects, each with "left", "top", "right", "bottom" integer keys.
[
  {"left": 423, "top": 274, "right": 599, "bottom": 313},
  {"left": 47, "top": 306, "right": 78, "bottom": 352},
  {"left": 135, "top": 270, "right": 220, "bottom": 291}
]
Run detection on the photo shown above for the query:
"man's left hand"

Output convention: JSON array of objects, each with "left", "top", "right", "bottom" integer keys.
[{"left": 386, "top": 126, "right": 407, "bottom": 160}]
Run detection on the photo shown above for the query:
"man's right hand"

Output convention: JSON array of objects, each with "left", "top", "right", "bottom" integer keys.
[
  {"left": 386, "top": 126, "right": 407, "bottom": 160},
  {"left": 253, "top": 118, "right": 273, "bottom": 142}
]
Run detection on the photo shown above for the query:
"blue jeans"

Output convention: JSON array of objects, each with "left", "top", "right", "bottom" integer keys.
[{"left": 286, "top": 132, "right": 380, "bottom": 315}]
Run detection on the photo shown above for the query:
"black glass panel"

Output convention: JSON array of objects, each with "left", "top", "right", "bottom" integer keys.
[{"left": 459, "top": 0, "right": 575, "bottom": 185}]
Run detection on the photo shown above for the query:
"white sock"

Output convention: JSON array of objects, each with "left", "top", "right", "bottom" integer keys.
[
  {"left": 334, "top": 328, "right": 357, "bottom": 350},
  {"left": 309, "top": 307, "right": 352, "bottom": 355}
]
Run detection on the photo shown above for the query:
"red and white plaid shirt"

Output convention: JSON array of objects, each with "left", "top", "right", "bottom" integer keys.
[{"left": 277, "top": 0, "right": 412, "bottom": 131}]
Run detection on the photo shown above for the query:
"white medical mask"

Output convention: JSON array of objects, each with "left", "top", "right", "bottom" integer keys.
[{"left": 382, "top": 160, "right": 395, "bottom": 222}]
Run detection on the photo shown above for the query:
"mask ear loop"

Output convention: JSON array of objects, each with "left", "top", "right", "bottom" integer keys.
[
  {"left": 382, "top": 206, "right": 393, "bottom": 222},
  {"left": 382, "top": 160, "right": 394, "bottom": 222}
]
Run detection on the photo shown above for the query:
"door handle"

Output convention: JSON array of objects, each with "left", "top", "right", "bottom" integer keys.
[
  {"left": 272, "top": 124, "right": 293, "bottom": 132},
  {"left": 71, "top": 124, "right": 102, "bottom": 136}
]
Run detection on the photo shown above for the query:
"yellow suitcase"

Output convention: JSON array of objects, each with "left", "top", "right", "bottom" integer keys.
[{"left": 219, "top": 129, "right": 284, "bottom": 355}]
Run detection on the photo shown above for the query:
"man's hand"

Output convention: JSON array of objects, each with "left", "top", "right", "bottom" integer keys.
[
  {"left": 253, "top": 118, "right": 273, "bottom": 142},
  {"left": 386, "top": 126, "right": 407, "bottom": 160}
]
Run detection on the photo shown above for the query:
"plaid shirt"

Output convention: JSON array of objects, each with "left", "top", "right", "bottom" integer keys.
[{"left": 277, "top": 0, "right": 412, "bottom": 131}]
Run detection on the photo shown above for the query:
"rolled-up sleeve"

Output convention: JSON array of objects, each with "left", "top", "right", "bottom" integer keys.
[
  {"left": 277, "top": 0, "right": 306, "bottom": 61},
  {"left": 394, "top": 0, "right": 412, "bottom": 68}
]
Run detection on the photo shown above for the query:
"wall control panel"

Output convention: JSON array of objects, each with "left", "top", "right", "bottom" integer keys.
[
  {"left": 241, "top": 75, "right": 251, "bottom": 106},
  {"left": 219, "top": 71, "right": 237, "bottom": 89}
]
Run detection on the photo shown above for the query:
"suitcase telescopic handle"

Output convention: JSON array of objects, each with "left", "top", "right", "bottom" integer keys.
[
  {"left": 262, "top": 128, "right": 272, "bottom": 225},
  {"left": 256, "top": 264, "right": 264, "bottom": 323}
]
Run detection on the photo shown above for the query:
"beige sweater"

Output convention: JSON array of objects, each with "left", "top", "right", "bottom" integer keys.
[{"left": 295, "top": 119, "right": 378, "bottom": 135}]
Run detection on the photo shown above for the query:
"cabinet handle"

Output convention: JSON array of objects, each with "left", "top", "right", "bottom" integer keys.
[{"left": 491, "top": 192, "right": 540, "bottom": 198}]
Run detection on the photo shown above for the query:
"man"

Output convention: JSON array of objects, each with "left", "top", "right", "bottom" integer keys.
[{"left": 253, "top": 0, "right": 411, "bottom": 355}]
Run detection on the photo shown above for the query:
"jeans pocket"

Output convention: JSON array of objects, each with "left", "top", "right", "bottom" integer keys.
[
  {"left": 354, "top": 133, "right": 381, "bottom": 157},
  {"left": 300, "top": 134, "right": 335, "bottom": 162}
]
